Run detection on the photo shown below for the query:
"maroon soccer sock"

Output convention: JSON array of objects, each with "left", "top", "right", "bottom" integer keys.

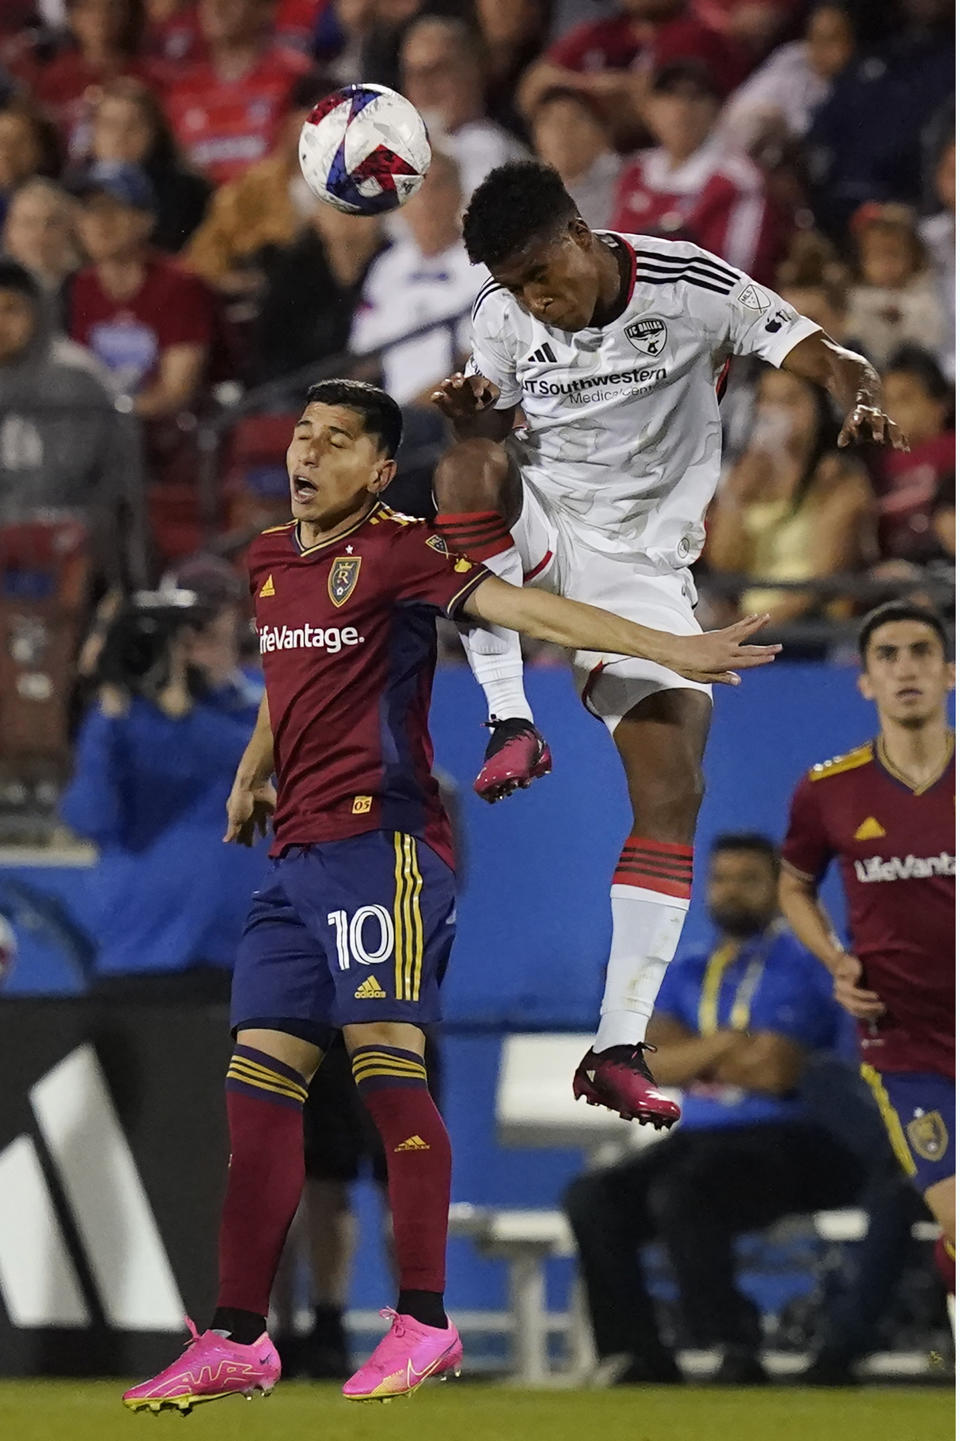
[
  {"left": 215, "top": 1045, "right": 309, "bottom": 1320},
  {"left": 352, "top": 1045, "right": 451, "bottom": 1313},
  {"left": 435, "top": 510, "right": 514, "bottom": 562}
]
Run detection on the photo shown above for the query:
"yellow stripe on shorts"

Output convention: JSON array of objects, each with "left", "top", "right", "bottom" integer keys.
[{"left": 861, "top": 1063, "right": 917, "bottom": 1177}]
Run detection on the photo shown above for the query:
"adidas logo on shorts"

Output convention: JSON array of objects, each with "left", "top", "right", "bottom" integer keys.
[
  {"left": 394, "top": 1135, "right": 431, "bottom": 1152},
  {"left": 354, "top": 975, "right": 387, "bottom": 999}
]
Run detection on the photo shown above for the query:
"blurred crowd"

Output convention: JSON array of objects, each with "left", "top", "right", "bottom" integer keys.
[{"left": 0, "top": 0, "right": 954, "bottom": 827}]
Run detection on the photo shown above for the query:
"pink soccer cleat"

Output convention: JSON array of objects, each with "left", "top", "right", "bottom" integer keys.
[
  {"left": 473, "top": 718, "right": 552, "bottom": 803},
  {"left": 342, "top": 1308, "right": 462, "bottom": 1403},
  {"left": 573, "top": 1044, "right": 682, "bottom": 1129},
  {"left": 122, "top": 1317, "right": 281, "bottom": 1415}
]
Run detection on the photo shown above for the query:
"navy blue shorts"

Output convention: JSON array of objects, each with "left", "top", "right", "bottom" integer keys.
[
  {"left": 862, "top": 1065, "right": 955, "bottom": 1193},
  {"left": 231, "top": 832, "right": 456, "bottom": 1044}
]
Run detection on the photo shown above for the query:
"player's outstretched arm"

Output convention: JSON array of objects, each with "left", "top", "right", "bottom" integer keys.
[
  {"left": 781, "top": 332, "right": 910, "bottom": 452},
  {"left": 461, "top": 576, "right": 781, "bottom": 684},
  {"left": 224, "top": 691, "right": 276, "bottom": 847}
]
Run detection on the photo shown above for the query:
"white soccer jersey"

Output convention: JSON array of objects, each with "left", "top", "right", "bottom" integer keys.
[{"left": 466, "top": 233, "right": 820, "bottom": 567}]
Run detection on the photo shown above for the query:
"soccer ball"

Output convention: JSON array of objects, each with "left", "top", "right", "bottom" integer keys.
[{"left": 299, "top": 83, "right": 431, "bottom": 216}]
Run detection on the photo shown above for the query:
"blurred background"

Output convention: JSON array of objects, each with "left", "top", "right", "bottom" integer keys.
[{"left": 0, "top": 0, "right": 953, "bottom": 1396}]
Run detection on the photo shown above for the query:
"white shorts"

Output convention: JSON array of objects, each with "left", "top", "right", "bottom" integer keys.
[{"left": 510, "top": 472, "right": 712, "bottom": 734}]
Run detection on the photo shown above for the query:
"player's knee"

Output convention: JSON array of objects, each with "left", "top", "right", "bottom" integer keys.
[
  {"left": 434, "top": 438, "right": 511, "bottom": 513},
  {"left": 630, "top": 764, "right": 705, "bottom": 835}
]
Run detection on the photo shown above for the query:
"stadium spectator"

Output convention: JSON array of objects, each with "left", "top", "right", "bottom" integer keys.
[
  {"left": 805, "top": 0, "right": 955, "bottom": 239},
  {"left": 919, "top": 132, "right": 955, "bottom": 379},
  {"left": 613, "top": 60, "right": 789, "bottom": 283},
  {"left": 0, "top": 97, "right": 61, "bottom": 231},
  {"left": 845, "top": 203, "right": 942, "bottom": 370},
  {"left": 60, "top": 572, "right": 265, "bottom": 997},
  {"left": 164, "top": 0, "right": 312, "bottom": 186},
  {"left": 694, "top": 0, "right": 805, "bottom": 55},
  {"left": 872, "top": 346, "right": 955, "bottom": 565},
  {"left": 253, "top": 202, "right": 384, "bottom": 384},
  {"left": 530, "top": 88, "right": 620, "bottom": 229},
  {"left": 400, "top": 15, "right": 527, "bottom": 201},
  {"left": 0, "top": 259, "right": 146, "bottom": 586},
  {"left": 89, "top": 78, "right": 212, "bottom": 253},
  {"left": 30, "top": 0, "right": 158, "bottom": 162},
  {"left": 69, "top": 162, "right": 216, "bottom": 423},
  {"left": 720, "top": 2, "right": 857, "bottom": 151},
  {"left": 183, "top": 70, "right": 324, "bottom": 298},
  {"left": 350, "top": 147, "right": 476, "bottom": 405},
  {"left": 314, "top": 0, "right": 379, "bottom": 88},
  {"left": 475, "top": 0, "right": 548, "bottom": 138},
  {"left": 69, "top": 161, "right": 219, "bottom": 557},
  {"left": 518, "top": 0, "right": 745, "bottom": 145},
  {"left": 2, "top": 178, "right": 79, "bottom": 329},
  {"left": 706, "top": 369, "right": 875, "bottom": 625},
  {"left": 564, "top": 833, "right": 867, "bottom": 1386}
]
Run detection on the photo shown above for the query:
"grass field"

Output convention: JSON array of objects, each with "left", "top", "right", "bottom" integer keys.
[{"left": 0, "top": 1380, "right": 953, "bottom": 1441}]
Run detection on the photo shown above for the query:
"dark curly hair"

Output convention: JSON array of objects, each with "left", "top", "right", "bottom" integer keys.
[{"left": 462, "top": 161, "right": 579, "bottom": 268}]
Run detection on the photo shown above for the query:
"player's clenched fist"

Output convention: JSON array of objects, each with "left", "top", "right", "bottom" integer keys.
[
  {"left": 431, "top": 371, "right": 500, "bottom": 418},
  {"left": 831, "top": 952, "right": 886, "bottom": 1020}
]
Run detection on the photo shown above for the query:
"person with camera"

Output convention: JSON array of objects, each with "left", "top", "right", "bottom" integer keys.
[{"left": 61, "top": 563, "right": 264, "bottom": 1001}]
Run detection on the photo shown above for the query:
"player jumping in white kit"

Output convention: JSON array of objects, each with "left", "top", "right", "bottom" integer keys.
[{"left": 431, "top": 161, "right": 908, "bottom": 1128}]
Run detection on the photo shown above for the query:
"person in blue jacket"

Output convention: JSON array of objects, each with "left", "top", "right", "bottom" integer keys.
[{"left": 61, "top": 562, "right": 265, "bottom": 998}]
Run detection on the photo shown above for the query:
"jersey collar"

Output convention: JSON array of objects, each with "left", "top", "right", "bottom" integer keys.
[
  {"left": 592, "top": 232, "right": 637, "bottom": 326},
  {"left": 874, "top": 731, "right": 955, "bottom": 796},
  {"left": 291, "top": 502, "right": 383, "bottom": 557}
]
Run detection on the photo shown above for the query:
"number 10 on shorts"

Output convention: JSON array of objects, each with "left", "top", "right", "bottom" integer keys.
[{"left": 327, "top": 906, "right": 395, "bottom": 970}]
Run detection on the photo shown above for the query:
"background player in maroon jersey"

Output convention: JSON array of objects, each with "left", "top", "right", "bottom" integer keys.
[
  {"left": 123, "top": 379, "right": 779, "bottom": 1413},
  {"left": 780, "top": 602, "right": 955, "bottom": 1274}
]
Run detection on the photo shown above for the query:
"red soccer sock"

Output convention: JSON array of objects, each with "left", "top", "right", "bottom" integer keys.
[
  {"left": 352, "top": 1045, "right": 451, "bottom": 1295},
  {"left": 216, "top": 1045, "right": 309, "bottom": 1317},
  {"left": 435, "top": 510, "right": 514, "bottom": 562}
]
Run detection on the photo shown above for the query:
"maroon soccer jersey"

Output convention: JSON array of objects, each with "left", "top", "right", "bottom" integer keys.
[
  {"left": 247, "top": 505, "right": 488, "bottom": 867},
  {"left": 782, "top": 738, "right": 955, "bottom": 1077}
]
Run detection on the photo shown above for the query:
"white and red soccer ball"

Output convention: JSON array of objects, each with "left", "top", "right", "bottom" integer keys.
[{"left": 299, "top": 83, "right": 432, "bottom": 216}]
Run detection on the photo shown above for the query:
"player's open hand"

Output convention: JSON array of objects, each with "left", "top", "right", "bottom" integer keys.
[
  {"left": 224, "top": 781, "right": 276, "bottom": 846},
  {"left": 838, "top": 402, "right": 909, "bottom": 451},
  {"left": 831, "top": 952, "right": 886, "bottom": 1020},
  {"left": 667, "top": 614, "right": 782, "bottom": 686},
  {"left": 431, "top": 371, "right": 500, "bottom": 419}
]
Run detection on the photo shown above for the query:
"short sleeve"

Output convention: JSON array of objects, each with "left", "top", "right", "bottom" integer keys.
[
  {"left": 668, "top": 243, "right": 821, "bottom": 366},
  {"left": 466, "top": 286, "right": 523, "bottom": 409},
  {"left": 392, "top": 526, "right": 490, "bottom": 618},
  {"left": 751, "top": 941, "right": 838, "bottom": 1051},
  {"left": 781, "top": 773, "right": 834, "bottom": 883}
]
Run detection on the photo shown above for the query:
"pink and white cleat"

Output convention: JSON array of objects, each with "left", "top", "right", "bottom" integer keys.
[
  {"left": 122, "top": 1317, "right": 280, "bottom": 1415},
  {"left": 343, "top": 1308, "right": 462, "bottom": 1403}
]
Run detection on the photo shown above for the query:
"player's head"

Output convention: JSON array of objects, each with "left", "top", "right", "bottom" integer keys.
[
  {"left": 707, "top": 834, "right": 780, "bottom": 938},
  {"left": 857, "top": 602, "right": 953, "bottom": 727},
  {"left": 287, "top": 379, "right": 402, "bottom": 523},
  {"left": 462, "top": 160, "right": 602, "bottom": 332}
]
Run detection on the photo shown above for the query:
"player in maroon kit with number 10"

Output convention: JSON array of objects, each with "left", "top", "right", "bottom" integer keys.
[
  {"left": 122, "top": 380, "right": 778, "bottom": 1413},
  {"left": 780, "top": 602, "right": 955, "bottom": 1284}
]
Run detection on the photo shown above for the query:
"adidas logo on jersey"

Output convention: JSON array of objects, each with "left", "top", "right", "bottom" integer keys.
[
  {"left": 258, "top": 574, "right": 275, "bottom": 598},
  {"left": 854, "top": 852, "right": 955, "bottom": 883},
  {"left": 394, "top": 1135, "right": 431, "bottom": 1152},
  {"left": 854, "top": 816, "right": 886, "bottom": 840},
  {"left": 527, "top": 342, "right": 557, "bottom": 364},
  {"left": 354, "top": 976, "right": 387, "bottom": 999}
]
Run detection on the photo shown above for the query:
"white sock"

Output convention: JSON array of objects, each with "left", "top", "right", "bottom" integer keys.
[
  {"left": 457, "top": 543, "right": 533, "bottom": 723},
  {"left": 595, "top": 886, "right": 690, "bottom": 1051}
]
